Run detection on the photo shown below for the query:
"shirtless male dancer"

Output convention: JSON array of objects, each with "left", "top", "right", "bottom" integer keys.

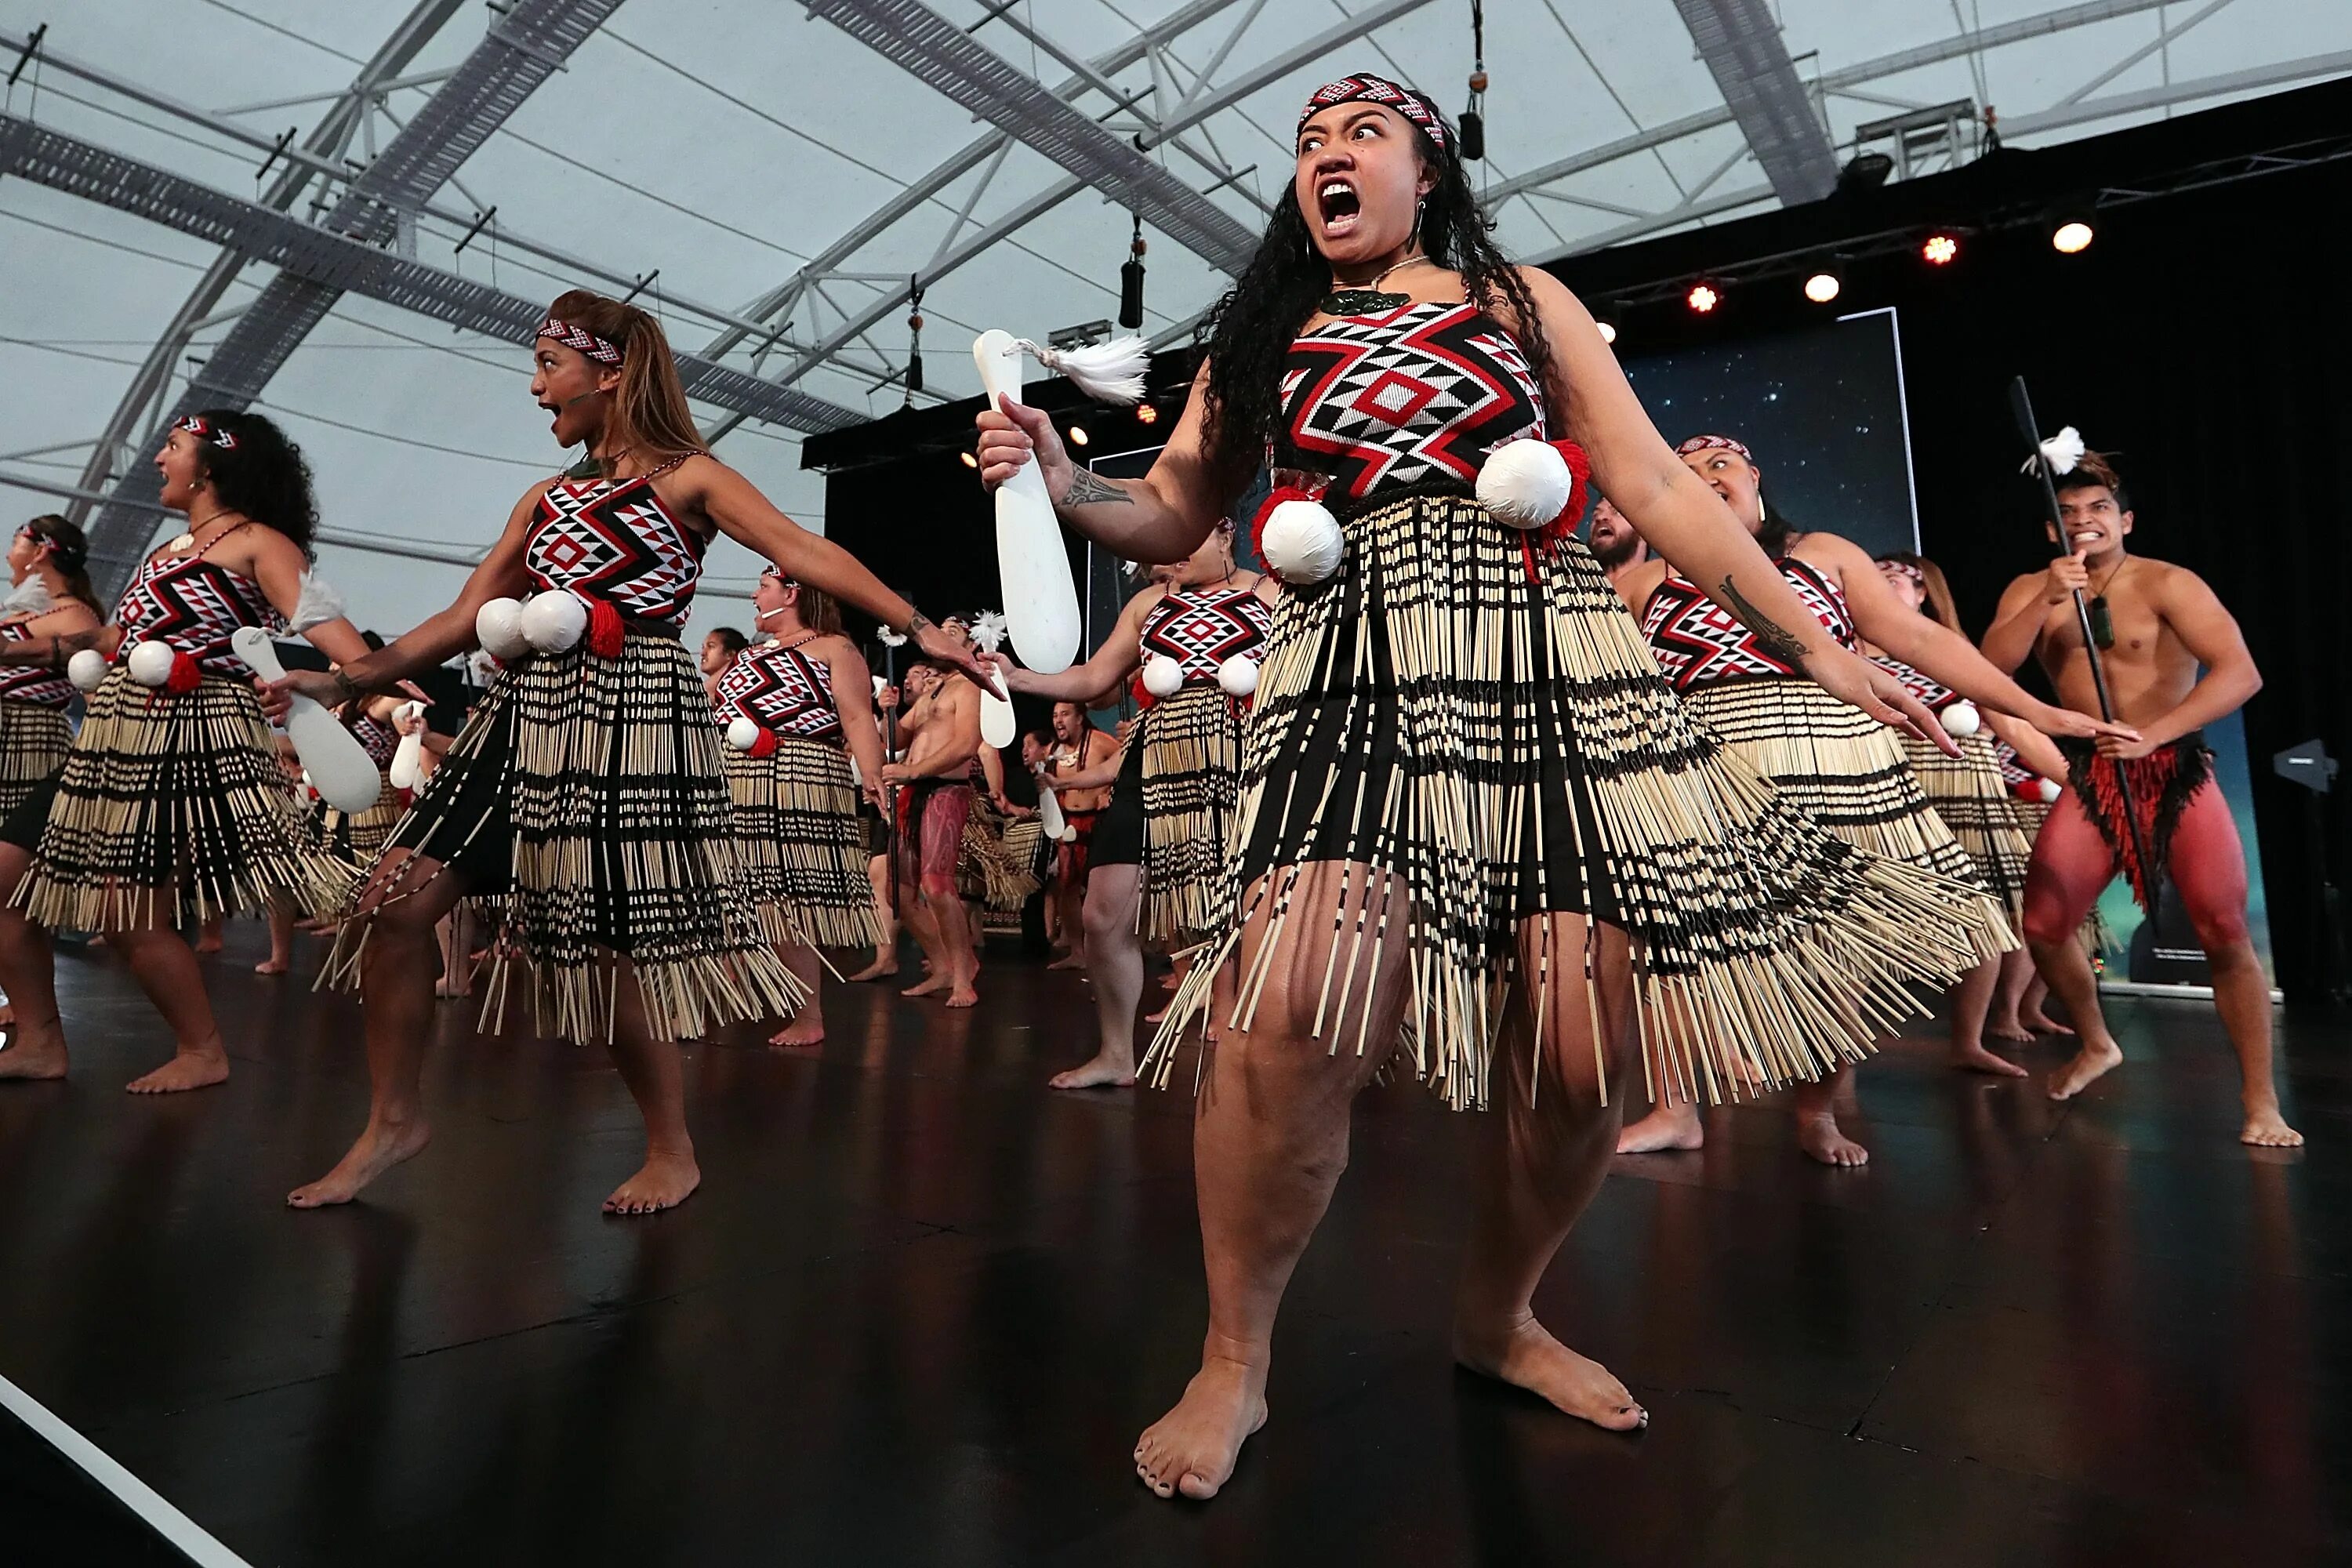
[
  {"left": 1585, "top": 496, "right": 1650, "bottom": 591},
  {"left": 1983, "top": 450, "right": 2299, "bottom": 1146},
  {"left": 883, "top": 653, "right": 983, "bottom": 1007}
]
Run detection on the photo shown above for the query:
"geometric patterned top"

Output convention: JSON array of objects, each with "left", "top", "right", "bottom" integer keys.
[
  {"left": 114, "top": 550, "right": 288, "bottom": 677},
  {"left": 1868, "top": 654, "right": 1959, "bottom": 713},
  {"left": 1640, "top": 556, "right": 1855, "bottom": 692},
  {"left": 1138, "top": 582, "right": 1272, "bottom": 686},
  {"left": 1275, "top": 299, "right": 1547, "bottom": 501},
  {"left": 1994, "top": 739, "right": 2032, "bottom": 787},
  {"left": 524, "top": 472, "right": 708, "bottom": 626},
  {"left": 350, "top": 709, "right": 401, "bottom": 768},
  {"left": 0, "top": 617, "right": 78, "bottom": 708},
  {"left": 714, "top": 639, "right": 841, "bottom": 742}
]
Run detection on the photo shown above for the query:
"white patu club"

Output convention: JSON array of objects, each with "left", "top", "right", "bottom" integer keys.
[{"left": 229, "top": 627, "right": 383, "bottom": 812}]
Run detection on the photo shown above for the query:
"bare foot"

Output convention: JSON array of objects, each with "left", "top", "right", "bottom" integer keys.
[
  {"left": 2022, "top": 1007, "right": 2074, "bottom": 1036},
  {"left": 844, "top": 956, "right": 899, "bottom": 983},
  {"left": 944, "top": 985, "right": 978, "bottom": 1009},
  {"left": 768, "top": 1017, "right": 824, "bottom": 1049},
  {"left": 1985, "top": 1017, "right": 2034, "bottom": 1044},
  {"left": 1047, "top": 953, "right": 1086, "bottom": 971},
  {"left": 0, "top": 1027, "right": 67, "bottom": 1081},
  {"left": 192, "top": 935, "right": 223, "bottom": 956},
  {"left": 603, "top": 1150, "right": 699, "bottom": 1216},
  {"left": 254, "top": 956, "right": 290, "bottom": 976},
  {"left": 287, "top": 1119, "right": 433, "bottom": 1207},
  {"left": 902, "top": 972, "right": 950, "bottom": 998},
  {"left": 125, "top": 1050, "right": 230, "bottom": 1094},
  {"left": 1134, "top": 1356, "right": 1267, "bottom": 1501},
  {"left": 1454, "top": 1316, "right": 1646, "bottom": 1431},
  {"left": 1950, "top": 1042, "right": 2029, "bottom": 1077},
  {"left": 434, "top": 978, "right": 471, "bottom": 1000},
  {"left": 1616, "top": 1105, "right": 1704, "bottom": 1154},
  {"left": 2046, "top": 1040, "right": 2122, "bottom": 1101},
  {"left": 1049, "top": 1054, "right": 1136, "bottom": 1090},
  {"left": 2241, "top": 1104, "right": 2304, "bottom": 1148},
  {"left": 1796, "top": 1111, "right": 1869, "bottom": 1167},
  {"left": 1143, "top": 1002, "right": 1171, "bottom": 1025}
]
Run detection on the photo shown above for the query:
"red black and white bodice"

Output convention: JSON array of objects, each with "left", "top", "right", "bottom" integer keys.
[
  {"left": 1868, "top": 654, "right": 1961, "bottom": 714},
  {"left": 1641, "top": 556, "right": 1855, "bottom": 693},
  {"left": 714, "top": 640, "right": 841, "bottom": 742},
  {"left": 524, "top": 471, "right": 707, "bottom": 628},
  {"left": 1994, "top": 740, "right": 2031, "bottom": 789},
  {"left": 0, "top": 619, "right": 75, "bottom": 708},
  {"left": 114, "top": 550, "right": 287, "bottom": 677},
  {"left": 1138, "top": 583, "right": 1273, "bottom": 686},
  {"left": 1276, "top": 299, "right": 1546, "bottom": 502},
  {"left": 350, "top": 710, "right": 400, "bottom": 770}
]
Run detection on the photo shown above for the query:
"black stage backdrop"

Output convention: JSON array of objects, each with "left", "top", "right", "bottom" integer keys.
[{"left": 817, "top": 88, "right": 2352, "bottom": 1001}]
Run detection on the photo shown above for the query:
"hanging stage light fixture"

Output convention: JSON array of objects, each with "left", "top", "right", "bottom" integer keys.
[
  {"left": 902, "top": 277, "right": 924, "bottom": 402},
  {"left": 1459, "top": 1, "right": 1487, "bottom": 162},
  {"left": 1118, "top": 216, "right": 1147, "bottom": 331}
]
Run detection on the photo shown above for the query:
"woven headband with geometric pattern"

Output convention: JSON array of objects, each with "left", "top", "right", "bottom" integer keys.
[
  {"left": 1675, "top": 434, "right": 1754, "bottom": 463},
  {"left": 535, "top": 316, "right": 624, "bottom": 366},
  {"left": 175, "top": 414, "right": 238, "bottom": 451},
  {"left": 1298, "top": 74, "right": 1448, "bottom": 151}
]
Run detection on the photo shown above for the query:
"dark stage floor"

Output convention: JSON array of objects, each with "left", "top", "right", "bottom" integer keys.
[{"left": 1, "top": 923, "right": 2347, "bottom": 1566}]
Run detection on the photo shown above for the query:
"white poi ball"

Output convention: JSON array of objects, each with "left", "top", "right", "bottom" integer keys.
[
  {"left": 1475, "top": 438, "right": 1572, "bottom": 529},
  {"left": 1141, "top": 653, "right": 1185, "bottom": 699},
  {"left": 125, "top": 639, "right": 176, "bottom": 688},
  {"left": 1938, "top": 699, "right": 1982, "bottom": 737},
  {"left": 520, "top": 590, "right": 588, "bottom": 654},
  {"left": 67, "top": 648, "right": 109, "bottom": 693},
  {"left": 1216, "top": 654, "right": 1259, "bottom": 697},
  {"left": 2036, "top": 776, "right": 2063, "bottom": 804},
  {"left": 474, "top": 597, "right": 530, "bottom": 660},
  {"left": 1258, "top": 498, "right": 1343, "bottom": 585},
  {"left": 725, "top": 715, "right": 760, "bottom": 750}
]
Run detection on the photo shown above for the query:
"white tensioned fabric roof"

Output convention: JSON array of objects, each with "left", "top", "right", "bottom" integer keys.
[{"left": 1, "top": 0, "right": 2345, "bottom": 642}]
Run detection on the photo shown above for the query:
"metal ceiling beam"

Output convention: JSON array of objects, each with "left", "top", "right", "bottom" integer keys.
[
  {"left": 801, "top": 0, "right": 1259, "bottom": 274},
  {"left": 1671, "top": 0, "right": 1839, "bottom": 205},
  {"left": 67, "top": 0, "right": 465, "bottom": 532},
  {"left": 0, "top": 115, "right": 864, "bottom": 436},
  {"left": 1998, "top": 49, "right": 2352, "bottom": 140},
  {"left": 1490, "top": 0, "right": 2181, "bottom": 209},
  {"left": 80, "top": 0, "right": 629, "bottom": 596},
  {"left": 717, "top": 0, "right": 1433, "bottom": 426}
]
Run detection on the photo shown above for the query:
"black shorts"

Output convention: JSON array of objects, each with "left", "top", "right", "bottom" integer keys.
[
  {"left": 0, "top": 765, "right": 59, "bottom": 855},
  {"left": 1089, "top": 742, "right": 1144, "bottom": 869}
]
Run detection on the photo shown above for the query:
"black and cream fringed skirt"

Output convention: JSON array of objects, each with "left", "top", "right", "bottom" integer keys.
[
  {"left": 321, "top": 775, "right": 404, "bottom": 868},
  {"left": 0, "top": 699, "right": 70, "bottom": 821},
  {"left": 1685, "top": 678, "right": 2016, "bottom": 966},
  {"left": 13, "top": 669, "right": 355, "bottom": 931},
  {"left": 1147, "top": 485, "right": 1998, "bottom": 1112},
  {"left": 327, "top": 632, "right": 806, "bottom": 1043},
  {"left": 958, "top": 793, "right": 1044, "bottom": 913},
  {"left": 1138, "top": 683, "right": 1246, "bottom": 945},
  {"left": 1895, "top": 729, "right": 2034, "bottom": 927},
  {"left": 723, "top": 733, "right": 884, "bottom": 950}
]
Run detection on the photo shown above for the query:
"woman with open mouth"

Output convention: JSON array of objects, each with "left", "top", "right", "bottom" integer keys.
[{"left": 975, "top": 72, "right": 2013, "bottom": 1502}]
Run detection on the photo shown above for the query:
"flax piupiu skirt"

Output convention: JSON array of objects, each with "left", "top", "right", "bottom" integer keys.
[
  {"left": 1137, "top": 682, "right": 1247, "bottom": 946},
  {"left": 723, "top": 732, "right": 884, "bottom": 950}
]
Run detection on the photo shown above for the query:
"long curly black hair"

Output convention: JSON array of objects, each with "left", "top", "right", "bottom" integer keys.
[
  {"left": 1194, "top": 93, "right": 1555, "bottom": 494},
  {"left": 188, "top": 408, "right": 319, "bottom": 561}
]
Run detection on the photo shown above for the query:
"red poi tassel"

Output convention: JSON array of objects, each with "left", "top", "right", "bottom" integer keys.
[
  {"left": 1533, "top": 438, "right": 1595, "bottom": 555},
  {"left": 586, "top": 597, "right": 625, "bottom": 659},
  {"left": 1248, "top": 484, "right": 1315, "bottom": 584},
  {"left": 747, "top": 726, "right": 779, "bottom": 759},
  {"left": 165, "top": 650, "right": 203, "bottom": 695},
  {"left": 1130, "top": 671, "right": 1156, "bottom": 712}
]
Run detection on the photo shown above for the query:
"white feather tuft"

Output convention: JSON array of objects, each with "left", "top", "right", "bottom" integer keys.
[
  {"left": 291, "top": 572, "right": 347, "bottom": 631},
  {"left": 3, "top": 577, "right": 53, "bottom": 616},
  {"left": 1017, "top": 336, "right": 1149, "bottom": 405},
  {"left": 876, "top": 626, "right": 908, "bottom": 648},
  {"left": 968, "top": 609, "right": 1010, "bottom": 653},
  {"left": 2022, "top": 425, "right": 2085, "bottom": 477}
]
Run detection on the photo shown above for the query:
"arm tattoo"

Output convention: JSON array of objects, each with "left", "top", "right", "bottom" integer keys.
[
  {"left": 1057, "top": 469, "right": 1132, "bottom": 509},
  {"left": 1718, "top": 575, "right": 1812, "bottom": 664},
  {"left": 33, "top": 629, "right": 101, "bottom": 670}
]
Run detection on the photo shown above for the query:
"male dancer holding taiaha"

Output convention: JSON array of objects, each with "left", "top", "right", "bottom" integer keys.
[{"left": 1983, "top": 449, "right": 2299, "bottom": 1146}]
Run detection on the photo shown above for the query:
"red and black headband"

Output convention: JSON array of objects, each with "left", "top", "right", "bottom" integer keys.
[
  {"left": 1675, "top": 434, "right": 1754, "bottom": 463},
  {"left": 175, "top": 414, "right": 238, "bottom": 451},
  {"left": 1298, "top": 74, "right": 1448, "bottom": 151},
  {"left": 535, "top": 316, "right": 624, "bottom": 366}
]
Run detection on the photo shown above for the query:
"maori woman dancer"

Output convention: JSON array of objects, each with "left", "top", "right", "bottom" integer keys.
[
  {"left": 0, "top": 413, "right": 370, "bottom": 1091},
  {"left": 714, "top": 568, "right": 887, "bottom": 1047},
  {"left": 978, "top": 73, "right": 1997, "bottom": 1500},
  {"left": 272, "top": 290, "right": 991, "bottom": 1214},
  {"left": 985, "top": 524, "right": 1272, "bottom": 1091},
  {"left": 1616, "top": 434, "right": 2122, "bottom": 1164},
  {"left": 1869, "top": 550, "right": 2071, "bottom": 1076},
  {"left": 0, "top": 517, "right": 100, "bottom": 825}
]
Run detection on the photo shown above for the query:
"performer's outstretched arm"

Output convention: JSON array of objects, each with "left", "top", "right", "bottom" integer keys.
[
  {"left": 986, "top": 586, "right": 1152, "bottom": 704},
  {"left": 976, "top": 363, "right": 1227, "bottom": 565}
]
